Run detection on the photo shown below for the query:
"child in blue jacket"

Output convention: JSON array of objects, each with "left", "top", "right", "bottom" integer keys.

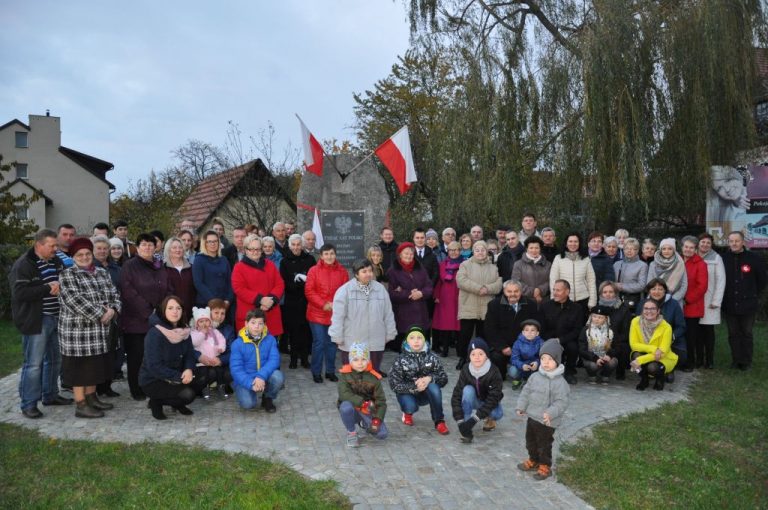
[
  {"left": 508, "top": 319, "right": 544, "bottom": 389},
  {"left": 229, "top": 309, "right": 284, "bottom": 412}
]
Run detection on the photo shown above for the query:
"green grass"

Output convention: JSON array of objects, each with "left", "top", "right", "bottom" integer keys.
[
  {"left": 0, "top": 423, "right": 350, "bottom": 510},
  {"left": 558, "top": 323, "right": 768, "bottom": 510},
  {"left": 0, "top": 319, "right": 23, "bottom": 377}
]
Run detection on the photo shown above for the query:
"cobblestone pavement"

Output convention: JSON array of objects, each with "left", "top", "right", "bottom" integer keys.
[{"left": 0, "top": 352, "right": 694, "bottom": 509}]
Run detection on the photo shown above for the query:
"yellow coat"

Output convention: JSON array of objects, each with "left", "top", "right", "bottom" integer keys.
[{"left": 629, "top": 317, "right": 678, "bottom": 372}]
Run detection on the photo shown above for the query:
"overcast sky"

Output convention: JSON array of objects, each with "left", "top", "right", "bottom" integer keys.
[{"left": 0, "top": 1, "right": 411, "bottom": 194}]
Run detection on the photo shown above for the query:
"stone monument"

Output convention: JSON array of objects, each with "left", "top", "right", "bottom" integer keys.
[{"left": 297, "top": 154, "right": 389, "bottom": 268}]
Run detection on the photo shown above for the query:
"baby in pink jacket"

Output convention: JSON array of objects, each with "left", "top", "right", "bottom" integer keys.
[{"left": 190, "top": 307, "right": 228, "bottom": 399}]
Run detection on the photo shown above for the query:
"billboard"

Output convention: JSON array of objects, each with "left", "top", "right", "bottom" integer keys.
[{"left": 706, "top": 165, "right": 768, "bottom": 248}]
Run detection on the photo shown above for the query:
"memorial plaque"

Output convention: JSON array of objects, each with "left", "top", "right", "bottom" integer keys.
[{"left": 321, "top": 210, "right": 365, "bottom": 268}]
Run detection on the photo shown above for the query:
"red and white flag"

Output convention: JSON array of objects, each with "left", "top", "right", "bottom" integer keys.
[
  {"left": 297, "top": 114, "right": 324, "bottom": 177},
  {"left": 312, "top": 208, "right": 324, "bottom": 247},
  {"left": 374, "top": 125, "right": 417, "bottom": 195}
]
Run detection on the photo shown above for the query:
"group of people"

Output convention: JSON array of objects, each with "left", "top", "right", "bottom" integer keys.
[{"left": 9, "top": 215, "right": 766, "bottom": 480}]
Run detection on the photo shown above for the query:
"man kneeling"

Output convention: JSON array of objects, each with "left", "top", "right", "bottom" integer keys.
[{"left": 230, "top": 309, "right": 284, "bottom": 412}]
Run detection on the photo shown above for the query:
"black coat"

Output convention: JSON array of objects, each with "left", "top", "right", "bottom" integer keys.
[
  {"left": 722, "top": 249, "right": 767, "bottom": 315},
  {"left": 279, "top": 250, "right": 316, "bottom": 318},
  {"left": 496, "top": 245, "right": 524, "bottom": 282},
  {"left": 416, "top": 246, "right": 439, "bottom": 284},
  {"left": 540, "top": 298, "right": 583, "bottom": 347},
  {"left": 484, "top": 295, "right": 540, "bottom": 352},
  {"left": 590, "top": 250, "right": 616, "bottom": 290},
  {"left": 138, "top": 316, "right": 197, "bottom": 387},
  {"left": 542, "top": 245, "right": 559, "bottom": 263},
  {"left": 379, "top": 240, "right": 399, "bottom": 272},
  {"left": 222, "top": 244, "right": 240, "bottom": 270},
  {"left": 9, "top": 248, "right": 64, "bottom": 335},
  {"left": 451, "top": 364, "right": 504, "bottom": 421}
]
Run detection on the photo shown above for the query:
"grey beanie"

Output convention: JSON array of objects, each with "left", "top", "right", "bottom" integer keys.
[{"left": 539, "top": 338, "right": 563, "bottom": 365}]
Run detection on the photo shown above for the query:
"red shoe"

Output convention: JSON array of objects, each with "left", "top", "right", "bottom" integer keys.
[
  {"left": 435, "top": 421, "right": 450, "bottom": 435},
  {"left": 401, "top": 413, "right": 414, "bottom": 426}
]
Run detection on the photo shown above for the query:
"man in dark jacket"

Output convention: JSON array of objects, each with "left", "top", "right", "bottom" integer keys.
[
  {"left": 497, "top": 231, "right": 525, "bottom": 282},
  {"left": 722, "top": 232, "right": 767, "bottom": 370},
  {"left": 222, "top": 227, "right": 247, "bottom": 269},
  {"left": 413, "top": 228, "right": 439, "bottom": 283},
  {"left": 540, "top": 280, "right": 583, "bottom": 384},
  {"left": 541, "top": 227, "right": 559, "bottom": 263},
  {"left": 484, "top": 280, "right": 541, "bottom": 378},
  {"left": 10, "top": 229, "right": 73, "bottom": 418},
  {"left": 587, "top": 232, "right": 616, "bottom": 293}
]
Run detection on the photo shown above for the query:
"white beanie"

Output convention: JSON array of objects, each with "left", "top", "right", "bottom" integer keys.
[
  {"left": 192, "top": 306, "right": 211, "bottom": 326},
  {"left": 659, "top": 238, "right": 676, "bottom": 250}
]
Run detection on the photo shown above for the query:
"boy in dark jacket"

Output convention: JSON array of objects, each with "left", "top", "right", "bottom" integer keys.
[
  {"left": 389, "top": 326, "right": 450, "bottom": 434},
  {"left": 516, "top": 339, "right": 570, "bottom": 480},
  {"left": 337, "top": 342, "right": 388, "bottom": 447},
  {"left": 508, "top": 319, "right": 544, "bottom": 389},
  {"left": 451, "top": 338, "right": 504, "bottom": 443}
]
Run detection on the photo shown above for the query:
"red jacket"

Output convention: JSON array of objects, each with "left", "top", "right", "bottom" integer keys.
[
  {"left": 683, "top": 254, "right": 708, "bottom": 318},
  {"left": 232, "top": 257, "right": 285, "bottom": 334},
  {"left": 305, "top": 260, "right": 349, "bottom": 325}
]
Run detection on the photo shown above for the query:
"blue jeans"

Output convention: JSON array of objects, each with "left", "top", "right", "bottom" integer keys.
[
  {"left": 309, "top": 322, "right": 337, "bottom": 375},
  {"left": 233, "top": 370, "right": 285, "bottom": 409},
  {"left": 396, "top": 382, "right": 445, "bottom": 422},
  {"left": 507, "top": 365, "right": 533, "bottom": 381},
  {"left": 19, "top": 315, "right": 62, "bottom": 410},
  {"left": 339, "top": 401, "right": 388, "bottom": 439},
  {"left": 461, "top": 385, "right": 503, "bottom": 421}
]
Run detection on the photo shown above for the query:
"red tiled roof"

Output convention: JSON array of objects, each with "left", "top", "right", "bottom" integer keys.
[{"left": 175, "top": 160, "right": 256, "bottom": 230}]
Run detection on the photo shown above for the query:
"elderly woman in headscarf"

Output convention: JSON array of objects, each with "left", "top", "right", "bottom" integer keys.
[
  {"left": 58, "top": 237, "right": 121, "bottom": 418},
  {"left": 647, "top": 238, "right": 688, "bottom": 303}
]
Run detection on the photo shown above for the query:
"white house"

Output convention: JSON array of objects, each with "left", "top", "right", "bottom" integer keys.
[{"left": 0, "top": 113, "right": 114, "bottom": 233}]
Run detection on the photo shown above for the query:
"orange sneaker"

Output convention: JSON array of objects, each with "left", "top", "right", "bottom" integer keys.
[
  {"left": 534, "top": 464, "right": 552, "bottom": 480},
  {"left": 435, "top": 421, "right": 450, "bottom": 435},
  {"left": 402, "top": 413, "right": 414, "bottom": 426},
  {"left": 517, "top": 459, "right": 538, "bottom": 472}
]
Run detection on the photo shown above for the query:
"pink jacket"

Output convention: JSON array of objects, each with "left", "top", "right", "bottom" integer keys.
[{"left": 191, "top": 329, "right": 226, "bottom": 360}]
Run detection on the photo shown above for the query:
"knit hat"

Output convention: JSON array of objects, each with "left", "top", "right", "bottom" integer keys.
[
  {"left": 349, "top": 342, "right": 370, "bottom": 361},
  {"left": 425, "top": 229, "right": 438, "bottom": 240},
  {"left": 589, "top": 306, "right": 611, "bottom": 317},
  {"left": 539, "top": 338, "right": 563, "bottom": 365},
  {"left": 467, "top": 337, "right": 490, "bottom": 357},
  {"left": 69, "top": 237, "right": 93, "bottom": 256},
  {"left": 396, "top": 242, "right": 415, "bottom": 256},
  {"left": 192, "top": 306, "right": 212, "bottom": 327},
  {"left": 659, "top": 238, "right": 676, "bottom": 250},
  {"left": 403, "top": 325, "right": 428, "bottom": 352},
  {"left": 519, "top": 319, "right": 541, "bottom": 331},
  {"left": 108, "top": 237, "right": 124, "bottom": 249}
]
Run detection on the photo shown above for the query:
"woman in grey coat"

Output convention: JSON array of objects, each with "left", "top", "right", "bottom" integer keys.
[
  {"left": 511, "top": 236, "right": 552, "bottom": 304},
  {"left": 329, "top": 259, "right": 397, "bottom": 373},
  {"left": 613, "top": 237, "right": 648, "bottom": 309}
]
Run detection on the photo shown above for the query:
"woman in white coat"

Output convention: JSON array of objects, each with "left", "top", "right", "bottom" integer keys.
[{"left": 696, "top": 233, "right": 725, "bottom": 369}]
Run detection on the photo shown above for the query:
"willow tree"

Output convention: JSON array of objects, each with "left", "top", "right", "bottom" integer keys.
[{"left": 402, "top": 0, "right": 767, "bottom": 231}]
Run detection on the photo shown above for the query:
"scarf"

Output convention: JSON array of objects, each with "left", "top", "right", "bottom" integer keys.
[
  {"left": 460, "top": 248, "right": 472, "bottom": 260},
  {"left": 588, "top": 249, "right": 601, "bottom": 258},
  {"left": 242, "top": 255, "right": 266, "bottom": 270},
  {"left": 586, "top": 322, "right": 613, "bottom": 357},
  {"left": 399, "top": 258, "right": 415, "bottom": 273},
  {"left": 699, "top": 249, "right": 718, "bottom": 262},
  {"left": 565, "top": 251, "right": 581, "bottom": 261},
  {"left": 155, "top": 325, "right": 191, "bottom": 344},
  {"left": 623, "top": 254, "right": 639, "bottom": 264},
  {"left": 639, "top": 314, "right": 663, "bottom": 344},
  {"left": 598, "top": 297, "right": 621, "bottom": 309},
  {"left": 357, "top": 281, "right": 371, "bottom": 297},
  {"left": 652, "top": 251, "right": 686, "bottom": 293},
  {"left": 468, "top": 358, "right": 492, "bottom": 378}
]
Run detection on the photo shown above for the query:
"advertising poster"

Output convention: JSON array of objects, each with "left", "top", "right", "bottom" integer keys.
[{"left": 706, "top": 165, "right": 768, "bottom": 248}]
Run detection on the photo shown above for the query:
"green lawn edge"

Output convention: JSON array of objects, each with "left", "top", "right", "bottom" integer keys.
[{"left": 557, "top": 323, "right": 768, "bottom": 510}]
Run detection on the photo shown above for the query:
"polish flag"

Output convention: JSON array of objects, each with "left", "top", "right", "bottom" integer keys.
[
  {"left": 312, "top": 208, "right": 324, "bottom": 247},
  {"left": 375, "top": 126, "right": 417, "bottom": 195},
  {"left": 297, "top": 115, "right": 324, "bottom": 176}
]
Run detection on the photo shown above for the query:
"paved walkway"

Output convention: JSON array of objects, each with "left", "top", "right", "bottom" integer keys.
[{"left": 0, "top": 352, "right": 694, "bottom": 509}]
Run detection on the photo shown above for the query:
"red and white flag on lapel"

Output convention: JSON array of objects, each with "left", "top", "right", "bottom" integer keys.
[
  {"left": 375, "top": 125, "right": 417, "bottom": 195},
  {"left": 297, "top": 114, "right": 324, "bottom": 177}
]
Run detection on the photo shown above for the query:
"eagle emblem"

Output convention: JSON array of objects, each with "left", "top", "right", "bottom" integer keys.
[{"left": 335, "top": 216, "right": 353, "bottom": 235}]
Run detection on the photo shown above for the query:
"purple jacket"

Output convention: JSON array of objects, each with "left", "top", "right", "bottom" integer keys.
[
  {"left": 432, "top": 258, "right": 461, "bottom": 331},
  {"left": 120, "top": 256, "right": 171, "bottom": 334},
  {"left": 387, "top": 259, "right": 433, "bottom": 333}
]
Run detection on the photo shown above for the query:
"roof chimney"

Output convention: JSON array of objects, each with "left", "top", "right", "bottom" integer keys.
[{"left": 46, "top": 109, "right": 50, "bottom": 116}]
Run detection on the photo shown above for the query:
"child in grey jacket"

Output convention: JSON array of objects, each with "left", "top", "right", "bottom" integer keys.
[{"left": 516, "top": 339, "right": 570, "bottom": 480}]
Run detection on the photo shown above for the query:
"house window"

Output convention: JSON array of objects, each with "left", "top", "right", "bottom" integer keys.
[
  {"left": 16, "top": 163, "right": 28, "bottom": 179},
  {"left": 15, "top": 207, "right": 29, "bottom": 220},
  {"left": 15, "top": 131, "right": 28, "bottom": 148}
]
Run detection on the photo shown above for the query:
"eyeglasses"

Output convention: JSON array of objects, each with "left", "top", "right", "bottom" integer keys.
[{"left": 246, "top": 247, "right": 261, "bottom": 252}]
